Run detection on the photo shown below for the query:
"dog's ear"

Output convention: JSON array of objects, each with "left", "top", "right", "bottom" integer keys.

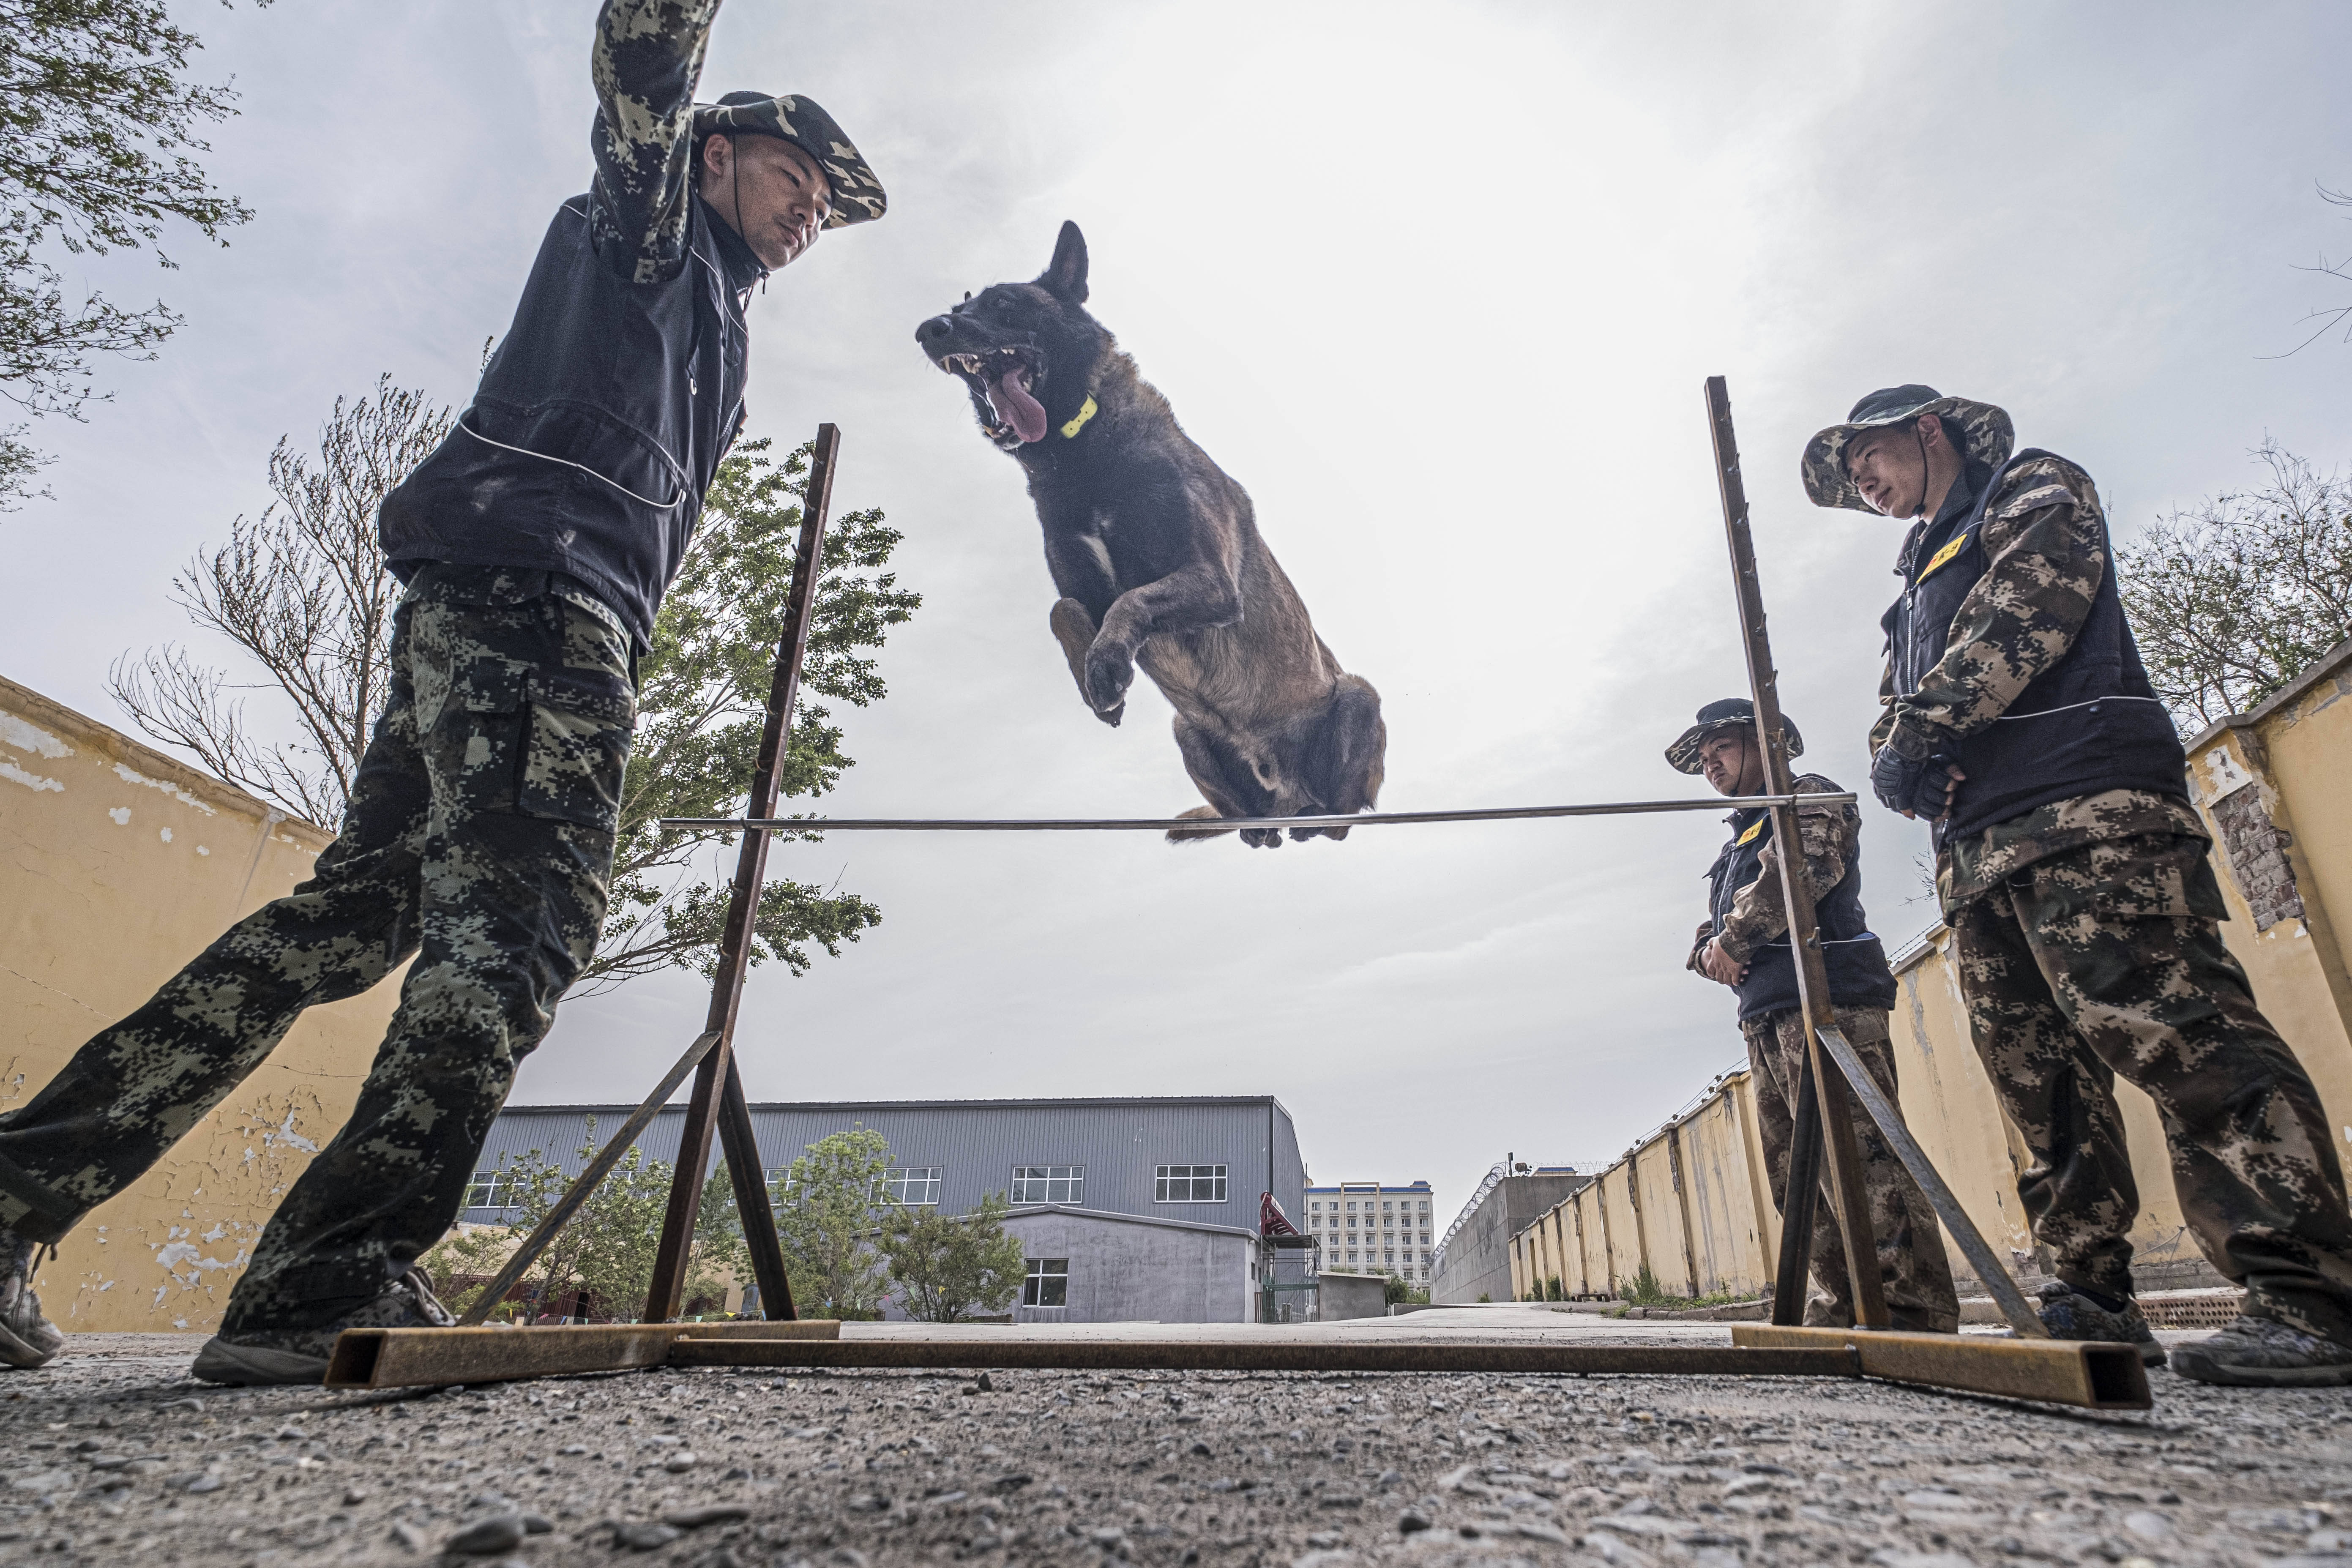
[{"left": 1038, "top": 221, "right": 1089, "bottom": 304}]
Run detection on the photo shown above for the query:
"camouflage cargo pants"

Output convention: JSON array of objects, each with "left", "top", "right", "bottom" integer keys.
[
  {"left": 1745, "top": 1003, "right": 1961, "bottom": 1333},
  {"left": 1950, "top": 832, "right": 2352, "bottom": 1345},
  {"left": 0, "top": 565, "right": 630, "bottom": 1333}
]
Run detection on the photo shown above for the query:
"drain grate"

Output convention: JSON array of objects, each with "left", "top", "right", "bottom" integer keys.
[{"left": 2139, "top": 1291, "right": 2245, "bottom": 1330}]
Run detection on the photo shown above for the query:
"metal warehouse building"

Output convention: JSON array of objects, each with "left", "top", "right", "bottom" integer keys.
[{"left": 465, "top": 1095, "right": 1308, "bottom": 1324}]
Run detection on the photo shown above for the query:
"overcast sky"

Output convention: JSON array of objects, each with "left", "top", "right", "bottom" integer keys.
[{"left": 5, "top": 2, "right": 2347, "bottom": 1230}]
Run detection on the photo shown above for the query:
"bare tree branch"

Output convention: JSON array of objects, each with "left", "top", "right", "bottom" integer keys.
[
  {"left": 2120, "top": 440, "right": 2352, "bottom": 732},
  {"left": 109, "top": 374, "right": 449, "bottom": 824}
]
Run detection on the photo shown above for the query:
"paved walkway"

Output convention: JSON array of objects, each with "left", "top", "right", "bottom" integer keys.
[{"left": 3, "top": 1308, "right": 2344, "bottom": 1566}]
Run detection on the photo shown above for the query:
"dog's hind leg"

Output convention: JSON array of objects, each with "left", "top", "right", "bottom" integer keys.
[
  {"left": 1048, "top": 598, "right": 1123, "bottom": 727},
  {"left": 1294, "top": 675, "right": 1387, "bottom": 841},
  {"left": 1172, "top": 717, "right": 1284, "bottom": 848}
]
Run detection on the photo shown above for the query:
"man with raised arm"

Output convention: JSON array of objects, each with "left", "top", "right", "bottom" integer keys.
[
  {"left": 1804, "top": 385, "right": 2352, "bottom": 1385},
  {"left": 1672, "top": 699, "right": 1959, "bottom": 1333},
  {"left": 0, "top": 0, "right": 884, "bottom": 1383}
]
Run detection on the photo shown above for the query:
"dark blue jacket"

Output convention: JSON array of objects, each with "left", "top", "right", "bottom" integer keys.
[
  {"left": 1706, "top": 795, "right": 1898, "bottom": 1024},
  {"left": 377, "top": 0, "right": 764, "bottom": 647},
  {"left": 1882, "top": 450, "right": 2186, "bottom": 845},
  {"left": 378, "top": 194, "right": 760, "bottom": 647}
]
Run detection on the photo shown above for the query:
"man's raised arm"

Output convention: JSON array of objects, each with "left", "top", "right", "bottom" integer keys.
[{"left": 589, "top": 0, "right": 724, "bottom": 284}]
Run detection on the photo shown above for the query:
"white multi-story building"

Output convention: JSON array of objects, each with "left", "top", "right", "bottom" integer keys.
[{"left": 1303, "top": 1179, "right": 1437, "bottom": 1285}]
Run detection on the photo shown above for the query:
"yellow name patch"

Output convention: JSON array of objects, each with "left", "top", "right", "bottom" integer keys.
[
  {"left": 1060, "top": 394, "right": 1099, "bottom": 440},
  {"left": 1736, "top": 819, "right": 1764, "bottom": 846},
  {"left": 1918, "top": 531, "right": 1972, "bottom": 583}
]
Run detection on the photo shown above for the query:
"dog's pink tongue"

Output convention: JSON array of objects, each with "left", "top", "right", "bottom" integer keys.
[{"left": 996, "top": 370, "right": 1049, "bottom": 444}]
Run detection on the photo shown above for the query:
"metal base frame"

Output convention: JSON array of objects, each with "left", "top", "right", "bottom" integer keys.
[
  {"left": 409, "top": 383, "right": 2133, "bottom": 1415},
  {"left": 325, "top": 1322, "right": 2150, "bottom": 1410}
]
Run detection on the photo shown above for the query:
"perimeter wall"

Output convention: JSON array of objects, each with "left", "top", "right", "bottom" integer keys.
[
  {"left": 1, "top": 676, "right": 400, "bottom": 1331},
  {"left": 1511, "top": 636, "right": 2352, "bottom": 1303}
]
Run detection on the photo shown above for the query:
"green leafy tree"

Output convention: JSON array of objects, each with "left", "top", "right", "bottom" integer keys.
[
  {"left": 1383, "top": 1273, "right": 1429, "bottom": 1307},
  {"left": 576, "top": 436, "right": 920, "bottom": 992},
  {"left": 682, "top": 1156, "right": 751, "bottom": 1317},
  {"left": 1, "top": 0, "right": 265, "bottom": 506},
  {"left": 418, "top": 1117, "right": 738, "bottom": 1323},
  {"left": 773, "top": 1126, "right": 898, "bottom": 1319},
  {"left": 417, "top": 1222, "right": 515, "bottom": 1322},
  {"left": 881, "top": 1191, "right": 1026, "bottom": 1323},
  {"left": 2118, "top": 440, "right": 2352, "bottom": 732},
  {"left": 114, "top": 412, "right": 916, "bottom": 992}
]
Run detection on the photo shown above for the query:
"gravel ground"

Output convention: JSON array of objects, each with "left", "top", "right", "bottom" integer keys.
[{"left": 4, "top": 1308, "right": 2349, "bottom": 1568}]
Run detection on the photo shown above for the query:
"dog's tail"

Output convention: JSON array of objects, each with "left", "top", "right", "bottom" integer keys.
[{"left": 1165, "top": 806, "right": 1235, "bottom": 846}]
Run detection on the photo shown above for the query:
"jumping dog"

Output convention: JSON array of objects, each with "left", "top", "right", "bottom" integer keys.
[{"left": 915, "top": 222, "right": 1386, "bottom": 847}]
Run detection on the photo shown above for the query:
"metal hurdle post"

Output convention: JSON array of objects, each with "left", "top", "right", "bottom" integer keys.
[{"left": 363, "top": 390, "right": 2127, "bottom": 1407}]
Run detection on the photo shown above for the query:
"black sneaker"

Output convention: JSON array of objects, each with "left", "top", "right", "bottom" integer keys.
[
  {"left": 2028, "top": 1280, "right": 2166, "bottom": 1367},
  {"left": 2169, "top": 1313, "right": 2352, "bottom": 1388},
  {"left": 191, "top": 1267, "right": 455, "bottom": 1386},
  {"left": 0, "top": 1227, "right": 65, "bottom": 1370}
]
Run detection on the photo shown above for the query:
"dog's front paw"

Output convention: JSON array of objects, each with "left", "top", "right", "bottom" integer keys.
[
  {"left": 1095, "top": 700, "right": 1125, "bottom": 728},
  {"left": 1241, "top": 827, "right": 1284, "bottom": 849},
  {"left": 1083, "top": 640, "right": 1134, "bottom": 717}
]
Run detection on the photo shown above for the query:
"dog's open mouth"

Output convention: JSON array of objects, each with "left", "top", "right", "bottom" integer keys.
[{"left": 939, "top": 347, "right": 1049, "bottom": 444}]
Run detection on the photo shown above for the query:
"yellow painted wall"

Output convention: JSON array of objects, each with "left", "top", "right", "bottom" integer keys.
[
  {"left": 1508, "top": 638, "right": 2352, "bottom": 1301},
  {"left": 1, "top": 676, "right": 399, "bottom": 1332},
  {"left": 1677, "top": 1090, "right": 1771, "bottom": 1297},
  {"left": 1599, "top": 1166, "right": 1642, "bottom": 1291},
  {"left": 1631, "top": 1141, "right": 1686, "bottom": 1294},
  {"left": 1576, "top": 1187, "right": 1605, "bottom": 1295}
]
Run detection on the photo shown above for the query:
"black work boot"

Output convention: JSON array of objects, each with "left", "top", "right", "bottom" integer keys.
[
  {"left": 0, "top": 1226, "right": 66, "bottom": 1370},
  {"left": 2170, "top": 1314, "right": 2352, "bottom": 1388},
  {"left": 2030, "top": 1279, "right": 2166, "bottom": 1367},
  {"left": 191, "top": 1267, "right": 456, "bottom": 1386}
]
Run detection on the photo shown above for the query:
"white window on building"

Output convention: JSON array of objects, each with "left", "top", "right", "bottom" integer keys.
[
  {"left": 878, "top": 1167, "right": 942, "bottom": 1206},
  {"left": 1155, "top": 1164, "right": 1227, "bottom": 1203},
  {"left": 1021, "top": 1258, "right": 1069, "bottom": 1308},
  {"left": 463, "top": 1169, "right": 521, "bottom": 1209},
  {"left": 1011, "top": 1165, "right": 1083, "bottom": 1204}
]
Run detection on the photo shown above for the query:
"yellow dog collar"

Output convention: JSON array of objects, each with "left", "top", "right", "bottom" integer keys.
[{"left": 1060, "top": 394, "right": 1098, "bottom": 440}]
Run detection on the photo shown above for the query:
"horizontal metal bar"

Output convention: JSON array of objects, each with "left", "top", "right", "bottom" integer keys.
[
  {"left": 1730, "top": 1324, "right": 2150, "bottom": 1410},
  {"left": 660, "top": 793, "right": 1855, "bottom": 836},
  {"left": 325, "top": 1320, "right": 844, "bottom": 1390},
  {"left": 664, "top": 1340, "right": 1860, "bottom": 1378}
]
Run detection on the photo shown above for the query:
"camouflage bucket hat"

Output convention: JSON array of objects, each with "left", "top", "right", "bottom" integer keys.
[
  {"left": 1800, "top": 384, "right": 2014, "bottom": 513},
  {"left": 692, "top": 90, "right": 886, "bottom": 227},
  {"left": 1665, "top": 697, "right": 1802, "bottom": 776}
]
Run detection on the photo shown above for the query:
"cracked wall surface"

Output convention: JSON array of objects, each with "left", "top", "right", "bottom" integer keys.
[{"left": 1, "top": 674, "right": 401, "bottom": 1330}]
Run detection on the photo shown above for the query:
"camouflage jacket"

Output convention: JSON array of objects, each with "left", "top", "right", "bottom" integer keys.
[
  {"left": 1690, "top": 774, "right": 1862, "bottom": 968},
  {"left": 590, "top": 0, "right": 724, "bottom": 284},
  {"left": 378, "top": 0, "right": 757, "bottom": 648},
  {"left": 1868, "top": 453, "right": 2202, "bottom": 909},
  {"left": 1871, "top": 453, "right": 2108, "bottom": 754}
]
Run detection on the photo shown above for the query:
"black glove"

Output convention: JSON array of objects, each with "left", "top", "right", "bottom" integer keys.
[{"left": 1871, "top": 739, "right": 1959, "bottom": 819}]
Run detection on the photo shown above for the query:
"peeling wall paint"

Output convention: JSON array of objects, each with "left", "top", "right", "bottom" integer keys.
[{"left": 2, "top": 673, "right": 402, "bottom": 1332}]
